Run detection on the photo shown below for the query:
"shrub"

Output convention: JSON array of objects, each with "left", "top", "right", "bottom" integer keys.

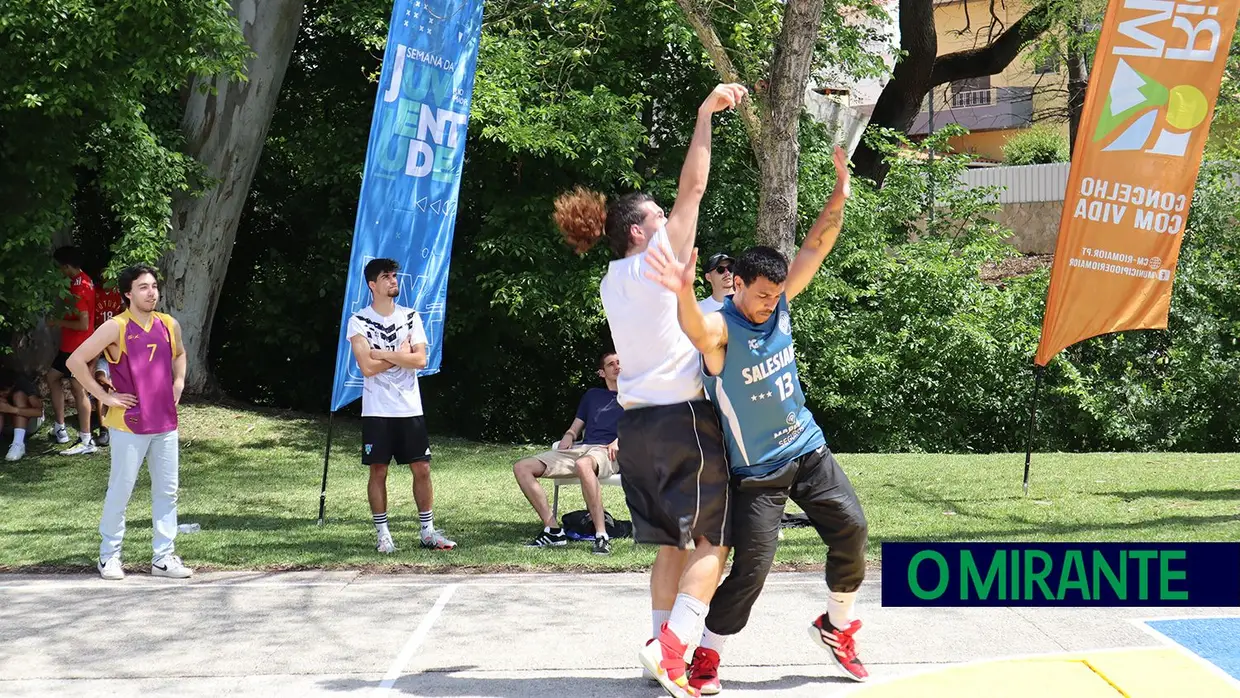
[{"left": 1003, "top": 126, "right": 1070, "bottom": 165}]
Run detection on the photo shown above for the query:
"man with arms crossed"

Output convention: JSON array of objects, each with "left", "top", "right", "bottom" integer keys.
[
  {"left": 67, "top": 264, "right": 193, "bottom": 580},
  {"left": 646, "top": 146, "right": 870, "bottom": 693},
  {"left": 348, "top": 258, "right": 456, "bottom": 553},
  {"left": 514, "top": 351, "right": 622, "bottom": 555},
  {"left": 555, "top": 83, "right": 748, "bottom": 698}
]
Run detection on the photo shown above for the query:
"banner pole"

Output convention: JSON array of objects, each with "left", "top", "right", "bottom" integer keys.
[
  {"left": 1023, "top": 365, "right": 1045, "bottom": 497},
  {"left": 317, "top": 411, "right": 335, "bottom": 526}
]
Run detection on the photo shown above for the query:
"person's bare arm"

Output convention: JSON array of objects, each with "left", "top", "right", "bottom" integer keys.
[
  {"left": 351, "top": 335, "right": 393, "bottom": 377},
  {"left": 372, "top": 340, "right": 428, "bottom": 370},
  {"left": 644, "top": 242, "right": 728, "bottom": 372},
  {"left": 169, "top": 317, "right": 187, "bottom": 406},
  {"left": 559, "top": 418, "right": 586, "bottom": 450},
  {"left": 665, "top": 84, "right": 748, "bottom": 262},
  {"left": 0, "top": 396, "right": 43, "bottom": 418},
  {"left": 67, "top": 321, "right": 135, "bottom": 408},
  {"left": 785, "top": 146, "right": 851, "bottom": 303},
  {"left": 49, "top": 308, "right": 89, "bottom": 331}
]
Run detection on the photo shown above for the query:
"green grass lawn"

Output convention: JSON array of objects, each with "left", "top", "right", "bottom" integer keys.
[{"left": 1, "top": 403, "right": 1237, "bottom": 573}]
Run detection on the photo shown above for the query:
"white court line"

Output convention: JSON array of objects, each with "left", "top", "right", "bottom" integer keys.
[
  {"left": 374, "top": 583, "right": 458, "bottom": 697},
  {"left": 0, "top": 575, "right": 879, "bottom": 592},
  {"left": 1130, "top": 615, "right": 1240, "bottom": 691}
]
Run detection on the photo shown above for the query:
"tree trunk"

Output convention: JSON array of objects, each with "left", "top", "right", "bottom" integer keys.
[
  {"left": 755, "top": 0, "right": 826, "bottom": 258},
  {"left": 161, "top": 0, "right": 305, "bottom": 393},
  {"left": 1066, "top": 44, "right": 1089, "bottom": 154},
  {"left": 854, "top": 0, "right": 1054, "bottom": 185},
  {"left": 852, "top": 0, "right": 938, "bottom": 184}
]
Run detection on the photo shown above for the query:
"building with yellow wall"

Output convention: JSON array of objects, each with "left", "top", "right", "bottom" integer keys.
[{"left": 907, "top": 0, "right": 1071, "bottom": 163}]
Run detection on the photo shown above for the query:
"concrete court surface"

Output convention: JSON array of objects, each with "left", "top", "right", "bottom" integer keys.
[{"left": 1, "top": 570, "right": 1239, "bottom": 698}]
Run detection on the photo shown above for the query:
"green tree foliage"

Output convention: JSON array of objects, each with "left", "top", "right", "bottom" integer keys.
[
  {"left": 1003, "top": 125, "right": 1070, "bottom": 165},
  {"left": 213, "top": 0, "right": 758, "bottom": 441},
  {"left": 0, "top": 0, "right": 249, "bottom": 338},
  {"left": 212, "top": 0, "right": 1240, "bottom": 453},
  {"left": 792, "top": 126, "right": 1240, "bottom": 452}
]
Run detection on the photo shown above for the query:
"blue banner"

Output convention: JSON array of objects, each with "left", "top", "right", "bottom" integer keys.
[
  {"left": 881, "top": 542, "right": 1240, "bottom": 607},
  {"left": 330, "top": 0, "right": 485, "bottom": 412}
]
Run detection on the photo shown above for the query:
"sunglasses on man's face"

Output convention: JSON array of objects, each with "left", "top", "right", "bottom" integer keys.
[{"left": 714, "top": 265, "right": 732, "bottom": 274}]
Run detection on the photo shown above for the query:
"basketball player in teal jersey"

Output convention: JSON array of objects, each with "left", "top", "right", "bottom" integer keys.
[{"left": 645, "top": 146, "right": 869, "bottom": 693}]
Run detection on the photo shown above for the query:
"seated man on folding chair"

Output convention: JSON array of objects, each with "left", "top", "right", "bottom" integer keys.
[{"left": 513, "top": 351, "right": 621, "bottom": 555}]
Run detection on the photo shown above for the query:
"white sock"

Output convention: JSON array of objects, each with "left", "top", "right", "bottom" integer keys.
[
  {"left": 419, "top": 510, "right": 434, "bottom": 535},
  {"left": 827, "top": 590, "right": 858, "bottom": 628},
  {"left": 667, "top": 593, "right": 708, "bottom": 645},
  {"left": 652, "top": 608, "right": 672, "bottom": 639},
  {"left": 373, "top": 512, "right": 390, "bottom": 538},
  {"left": 700, "top": 627, "right": 729, "bottom": 652},
  {"left": 80, "top": 432, "right": 92, "bottom": 445},
  {"left": 12, "top": 428, "right": 25, "bottom": 446},
  {"left": 55, "top": 422, "right": 65, "bottom": 431}
]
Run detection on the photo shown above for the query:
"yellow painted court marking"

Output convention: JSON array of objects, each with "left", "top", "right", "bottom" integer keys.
[{"left": 853, "top": 648, "right": 1240, "bottom": 698}]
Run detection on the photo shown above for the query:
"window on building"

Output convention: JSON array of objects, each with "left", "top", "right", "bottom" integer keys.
[{"left": 951, "top": 77, "right": 992, "bottom": 108}]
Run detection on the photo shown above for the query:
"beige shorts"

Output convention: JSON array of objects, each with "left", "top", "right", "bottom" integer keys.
[{"left": 535, "top": 445, "right": 619, "bottom": 479}]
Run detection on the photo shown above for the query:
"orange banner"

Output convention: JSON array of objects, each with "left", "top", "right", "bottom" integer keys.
[{"left": 1034, "top": 0, "right": 1239, "bottom": 366}]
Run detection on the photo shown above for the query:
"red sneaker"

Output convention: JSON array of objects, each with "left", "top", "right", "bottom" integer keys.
[
  {"left": 688, "top": 646, "right": 722, "bottom": 695},
  {"left": 808, "top": 615, "right": 868, "bottom": 682},
  {"left": 639, "top": 623, "right": 698, "bottom": 697}
]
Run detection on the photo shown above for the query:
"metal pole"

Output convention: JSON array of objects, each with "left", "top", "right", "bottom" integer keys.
[
  {"left": 317, "top": 412, "right": 335, "bottom": 525},
  {"left": 927, "top": 86, "right": 936, "bottom": 230},
  {"left": 1023, "top": 365, "right": 1045, "bottom": 496}
]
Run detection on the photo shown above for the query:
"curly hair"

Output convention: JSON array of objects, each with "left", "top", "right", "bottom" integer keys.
[
  {"left": 734, "top": 246, "right": 789, "bottom": 285},
  {"left": 553, "top": 188, "right": 653, "bottom": 259}
]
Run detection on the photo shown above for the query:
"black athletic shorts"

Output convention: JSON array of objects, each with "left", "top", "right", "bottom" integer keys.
[
  {"left": 50, "top": 352, "right": 72, "bottom": 377},
  {"left": 616, "top": 399, "right": 732, "bottom": 549},
  {"left": 361, "top": 416, "right": 431, "bottom": 466}
]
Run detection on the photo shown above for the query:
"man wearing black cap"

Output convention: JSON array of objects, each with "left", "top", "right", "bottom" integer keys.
[{"left": 698, "top": 252, "right": 734, "bottom": 313}]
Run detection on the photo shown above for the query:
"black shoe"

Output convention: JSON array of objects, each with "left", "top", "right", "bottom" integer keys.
[
  {"left": 525, "top": 528, "right": 567, "bottom": 547},
  {"left": 592, "top": 536, "right": 612, "bottom": 555}
]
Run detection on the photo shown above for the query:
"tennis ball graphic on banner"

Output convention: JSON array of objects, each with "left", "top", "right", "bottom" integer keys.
[{"left": 1095, "top": 59, "right": 1211, "bottom": 157}]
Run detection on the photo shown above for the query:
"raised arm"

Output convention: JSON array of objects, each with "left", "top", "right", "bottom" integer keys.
[
  {"left": 665, "top": 83, "right": 749, "bottom": 262},
  {"left": 785, "top": 146, "right": 851, "bottom": 303},
  {"left": 644, "top": 242, "right": 728, "bottom": 372}
]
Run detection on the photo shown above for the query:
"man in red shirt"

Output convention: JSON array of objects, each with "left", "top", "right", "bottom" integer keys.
[
  {"left": 46, "top": 246, "right": 97, "bottom": 455},
  {"left": 88, "top": 273, "right": 125, "bottom": 447}
]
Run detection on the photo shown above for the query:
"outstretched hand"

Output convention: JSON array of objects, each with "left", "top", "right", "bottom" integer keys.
[
  {"left": 643, "top": 243, "right": 698, "bottom": 295},
  {"left": 832, "top": 145, "right": 851, "bottom": 199},
  {"left": 701, "top": 83, "right": 749, "bottom": 114}
]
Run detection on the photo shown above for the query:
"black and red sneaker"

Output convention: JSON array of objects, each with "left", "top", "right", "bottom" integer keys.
[
  {"left": 688, "top": 646, "right": 722, "bottom": 695},
  {"left": 808, "top": 615, "right": 868, "bottom": 682}
]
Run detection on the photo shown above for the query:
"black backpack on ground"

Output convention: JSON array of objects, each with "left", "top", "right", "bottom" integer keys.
[{"left": 561, "top": 509, "right": 633, "bottom": 540}]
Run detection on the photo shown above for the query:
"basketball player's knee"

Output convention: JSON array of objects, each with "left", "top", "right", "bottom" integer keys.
[
  {"left": 846, "top": 508, "right": 869, "bottom": 547},
  {"left": 368, "top": 463, "right": 389, "bottom": 480}
]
